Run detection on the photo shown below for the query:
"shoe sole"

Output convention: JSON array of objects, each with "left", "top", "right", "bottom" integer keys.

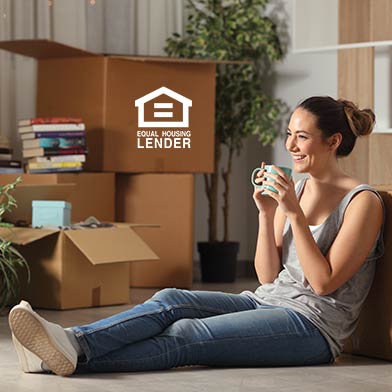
[
  {"left": 12, "top": 334, "right": 43, "bottom": 373},
  {"left": 9, "top": 308, "right": 75, "bottom": 376}
]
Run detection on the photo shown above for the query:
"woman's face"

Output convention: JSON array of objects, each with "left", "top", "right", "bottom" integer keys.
[{"left": 285, "top": 108, "right": 337, "bottom": 174}]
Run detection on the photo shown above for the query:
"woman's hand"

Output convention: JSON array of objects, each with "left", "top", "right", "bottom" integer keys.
[
  {"left": 252, "top": 162, "right": 279, "bottom": 216},
  {"left": 260, "top": 165, "right": 301, "bottom": 218}
]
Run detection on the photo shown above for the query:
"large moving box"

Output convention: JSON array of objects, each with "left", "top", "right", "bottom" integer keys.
[
  {"left": 343, "top": 188, "right": 392, "bottom": 360},
  {"left": 0, "top": 173, "right": 115, "bottom": 223},
  {"left": 116, "top": 174, "right": 194, "bottom": 288},
  {"left": 0, "top": 224, "right": 159, "bottom": 309},
  {"left": 0, "top": 39, "right": 217, "bottom": 173}
]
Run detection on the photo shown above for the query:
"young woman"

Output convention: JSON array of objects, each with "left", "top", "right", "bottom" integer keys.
[{"left": 8, "top": 96, "right": 385, "bottom": 376}]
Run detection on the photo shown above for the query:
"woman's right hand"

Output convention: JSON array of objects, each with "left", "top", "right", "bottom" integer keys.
[{"left": 252, "top": 162, "right": 279, "bottom": 215}]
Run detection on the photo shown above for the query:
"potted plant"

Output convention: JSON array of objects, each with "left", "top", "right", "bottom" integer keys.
[
  {"left": 165, "top": 0, "right": 286, "bottom": 282},
  {"left": 0, "top": 177, "right": 30, "bottom": 314}
]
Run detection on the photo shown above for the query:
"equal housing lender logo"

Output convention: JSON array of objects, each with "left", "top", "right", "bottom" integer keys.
[{"left": 134, "top": 86, "right": 192, "bottom": 149}]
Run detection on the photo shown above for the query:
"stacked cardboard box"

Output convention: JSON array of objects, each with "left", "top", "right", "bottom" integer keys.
[
  {"left": 0, "top": 172, "right": 115, "bottom": 223},
  {"left": 0, "top": 39, "right": 218, "bottom": 291},
  {"left": 116, "top": 174, "right": 194, "bottom": 288},
  {"left": 0, "top": 39, "right": 216, "bottom": 173}
]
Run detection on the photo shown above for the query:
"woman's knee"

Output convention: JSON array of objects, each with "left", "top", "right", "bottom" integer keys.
[
  {"left": 163, "top": 318, "right": 202, "bottom": 340},
  {"left": 151, "top": 288, "right": 187, "bottom": 304}
]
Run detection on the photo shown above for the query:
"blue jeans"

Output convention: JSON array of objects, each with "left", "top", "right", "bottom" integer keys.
[{"left": 72, "top": 288, "right": 333, "bottom": 373}]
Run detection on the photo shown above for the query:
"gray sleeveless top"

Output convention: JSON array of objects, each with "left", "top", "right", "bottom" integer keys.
[{"left": 242, "top": 178, "right": 385, "bottom": 358}]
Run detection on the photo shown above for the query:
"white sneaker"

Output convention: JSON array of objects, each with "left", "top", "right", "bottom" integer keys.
[
  {"left": 8, "top": 300, "right": 77, "bottom": 376},
  {"left": 10, "top": 301, "right": 45, "bottom": 373},
  {"left": 12, "top": 333, "right": 46, "bottom": 373}
]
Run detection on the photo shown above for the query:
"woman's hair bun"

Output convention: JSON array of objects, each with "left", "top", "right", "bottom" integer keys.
[{"left": 338, "top": 99, "right": 375, "bottom": 137}]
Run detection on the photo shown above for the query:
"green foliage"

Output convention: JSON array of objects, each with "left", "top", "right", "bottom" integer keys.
[
  {"left": 165, "top": 0, "right": 285, "bottom": 151},
  {"left": 0, "top": 177, "right": 30, "bottom": 313},
  {"left": 165, "top": 0, "right": 287, "bottom": 241}
]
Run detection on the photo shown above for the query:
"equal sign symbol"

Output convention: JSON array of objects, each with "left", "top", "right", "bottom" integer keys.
[{"left": 153, "top": 103, "right": 174, "bottom": 118}]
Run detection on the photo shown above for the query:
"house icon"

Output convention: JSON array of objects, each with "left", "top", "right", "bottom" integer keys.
[{"left": 135, "top": 86, "right": 192, "bottom": 128}]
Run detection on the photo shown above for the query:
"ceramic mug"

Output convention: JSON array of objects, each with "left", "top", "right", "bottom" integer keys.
[{"left": 251, "top": 165, "right": 292, "bottom": 195}]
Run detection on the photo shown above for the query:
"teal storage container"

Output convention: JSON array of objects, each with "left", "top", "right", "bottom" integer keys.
[{"left": 32, "top": 200, "right": 72, "bottom": 227}]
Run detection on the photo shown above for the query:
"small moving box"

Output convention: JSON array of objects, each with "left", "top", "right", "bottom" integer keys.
[
  {"left": 116, "top": 173, "right": 194, "bottom": 288},
  {"left": 0, "top": 224, "right": 159, "bottom": 309},
  {"left": 32, "top": 200, "right": 72, "bottom": 227},
  {"left": 0, "top": 39, "right": 217, "bottom": 173}
]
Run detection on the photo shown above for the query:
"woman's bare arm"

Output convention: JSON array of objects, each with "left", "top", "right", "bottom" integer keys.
[
  {"left": 254, "top": 206, "right": 286, "bottom": 284},
  {"left": 289, "top": 190, "right": 383, "bottom": 295}
]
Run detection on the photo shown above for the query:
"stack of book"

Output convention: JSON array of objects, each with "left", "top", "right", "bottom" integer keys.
[
  {"left": 19, "top": 117, "right": 87, "bottom": 173},
  {"left": 0, "top": 135, "right": 23, "bottom": 173}
]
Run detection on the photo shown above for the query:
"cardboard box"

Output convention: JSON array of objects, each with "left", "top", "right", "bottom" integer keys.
[
  {"left": 0, "top": 39, "right": 217, "bottom": 173},
  {"left": 0, "top": 172, "right": 115, "bottom": 223},
  {"left": 0, "top": 224, "right": 159, "bottom": 309},
  {"left": 343, "top": 188, "right": 392, "bottom": 360},
  {"left": 116, "top": 173, "right": 194, "bottom": 288},
  {"left": 338, "top": 133, "right": 392, "bottom": 185}
]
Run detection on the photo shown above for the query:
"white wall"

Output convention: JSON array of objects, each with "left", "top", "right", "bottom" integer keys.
[{"left": 193, "top": 0, "right": 339, "bottom": 262}]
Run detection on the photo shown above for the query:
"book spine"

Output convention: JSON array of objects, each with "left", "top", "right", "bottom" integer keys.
[
  {"left": 27, "top": 167, "right": 83, "bottom": 174},
  {"left": 23, "top": 137, "right": 86, "bottom": 149},
  {"left": 18, "top": 117, "right": 83, "bottom": 126},
  {"left": 28, "top": 161, "right": 82, "bottom": 170},
  {"left": 28, "top": 154, "right": 86, "bottom": 163},
  {"left": 44, "top": 148, "right": 88, "bottom": 156},
  {"left": 0, "top": 167, "right": 23, "bottom": 173},
  {"left": 0, "top": 160, "right": 22, "bottom": 168},
  {"left": 21, "top": 131, "right": 85, "bottom": 140},
  {"left": 19, "top": 123, "right": 86, "bottom": 132},
  {"left": 23, "top": 148, "right": 88, "bottom": 158}
]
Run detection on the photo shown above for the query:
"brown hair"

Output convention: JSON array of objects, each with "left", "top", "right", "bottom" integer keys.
[{"left": 297, "top": 96, "right": 375, "bottom": 157}]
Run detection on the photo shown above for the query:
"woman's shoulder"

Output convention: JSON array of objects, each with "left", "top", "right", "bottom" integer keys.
[{"left": 344, "top": 180, "right": 384, "bottom": 222}]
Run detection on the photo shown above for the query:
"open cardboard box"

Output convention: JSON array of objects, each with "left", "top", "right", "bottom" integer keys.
[
  {"left": 0, "top": 183, "right": 159, "bottom": 309},
  {"left": 0, "top": 224, "right": 159, "bottom": 309},
  {"left": 0, "top": 39, "right": 224, "bottom": 173}
]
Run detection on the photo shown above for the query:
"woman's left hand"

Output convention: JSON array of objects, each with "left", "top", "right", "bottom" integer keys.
[{"left": 261, "top": 165, "right": 301, "bottom": 217}]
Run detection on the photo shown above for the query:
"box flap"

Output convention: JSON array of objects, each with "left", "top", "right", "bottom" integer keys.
[
  {"left": 64, "top": 227, "right": 159, "bottom": 265},
  {"left": 107, "top": 55, "right": 250, "bottom": 65},
  {"left": 0, "top": 227, "right": 59, "bottom": 245},
  {"left": 113, "top": 223, "right": 160, "bottom": 229},
  {"left": 4, "top": 184, "right": 76, "bottom": 224},
  {"left": 0, "top": 39, "right": 98, "bottom": 59}
]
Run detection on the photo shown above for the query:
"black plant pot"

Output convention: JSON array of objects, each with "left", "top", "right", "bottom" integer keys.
[{"left": 197, "top": 241, "right": 239, "bottom": 283}]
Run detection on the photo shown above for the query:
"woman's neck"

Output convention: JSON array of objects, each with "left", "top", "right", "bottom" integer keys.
[{"left": 306, "top": 164, "right": 350, "bottom": 193}]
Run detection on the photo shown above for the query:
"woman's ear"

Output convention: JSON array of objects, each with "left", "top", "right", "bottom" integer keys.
[{"left": 328, "top": 133, "right": 342, "bottom": 152}]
